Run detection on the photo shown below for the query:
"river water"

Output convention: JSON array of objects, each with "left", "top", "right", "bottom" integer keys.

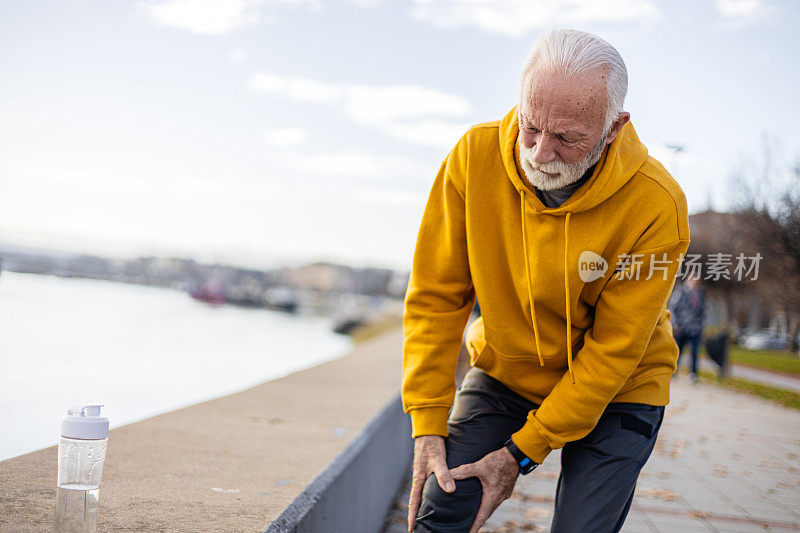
[{"left": 0, "top": 271, "right": 353, "bottom": 461}]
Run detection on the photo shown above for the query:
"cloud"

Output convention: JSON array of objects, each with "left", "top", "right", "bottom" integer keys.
[
  {"left": 138, "top": 0, "right": 263, "bottom": 35},
  {"left": 138, "top": 0, "right": 323, "bottom": 35},
  {"left": 248, "top": 74, "right": 472, "bottom": 148},
  {"left": 274, "top": 151, "right": 432, "bottom": 180},
  {"left": 714, "top": 0, "right": 774, "bottom": 26},
  {"left": 372, "top": 119, "right": 471, "bottom": 149},
  {"left": 344, "top": 84, "right": 470, "bottom": 123},
  {"left": 248, "top": 74, "right": 345, "bottom": 103},
  {"left": 276, "top": 0, "right": 324, "bottom": 13},
  {"left": 229, "top": 48, "right": 248, "bottom": 62},
  {"left": 715, "top": 0, "right": 764, "bottom": 17},
  {"left": 408, "top": 0, "right": 659, "bottom": 38},
  {"left": 263, "top": 127, "right": 308, "bottom": 147}
]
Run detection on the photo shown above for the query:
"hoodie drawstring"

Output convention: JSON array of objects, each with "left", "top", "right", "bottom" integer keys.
[
  {"left": 519, "top": 190, "right": 576, "bottom": 384},
  {"left": 520, "top": 192, "right": 545, "bottom": 368},
  {"left": 564, "top": 212, "right": 575, "bottom": 384}
]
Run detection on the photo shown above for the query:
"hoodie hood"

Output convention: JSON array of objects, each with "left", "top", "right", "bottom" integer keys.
[
  {"left": 499, "top": 104, "right": 648, "bottom": 214},
  {"left": 498, "top": 104, "right": 649, "bottom": 384}
]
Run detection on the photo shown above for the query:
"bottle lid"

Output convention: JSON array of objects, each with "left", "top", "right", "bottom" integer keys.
[{"left": 61, "top": 404, "right": 109, "bottom": 439}]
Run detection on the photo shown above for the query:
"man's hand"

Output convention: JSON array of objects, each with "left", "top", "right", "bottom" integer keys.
[
  {"left": 407, "top": 435, "right": 455, "bottom": 533},
  {"left": 448, "top": 446, "right": 520, "bottom": 533}
]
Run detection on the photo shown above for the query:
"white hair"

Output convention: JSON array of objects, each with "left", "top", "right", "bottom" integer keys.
[{"left": 520, "top": 29, "right": 628, "bottom": 128}]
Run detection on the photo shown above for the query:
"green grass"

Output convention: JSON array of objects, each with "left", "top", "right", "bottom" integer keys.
[
  {"left": 696, "top": 369, "right": 800, "bottom": 411},
  {"left": 728, "top": 344, "right": 800, "bottom": 376}
]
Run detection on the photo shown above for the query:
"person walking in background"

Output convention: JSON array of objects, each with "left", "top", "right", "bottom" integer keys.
[{"left": 669, "top": 277, "right": 706, "bottom": 383}]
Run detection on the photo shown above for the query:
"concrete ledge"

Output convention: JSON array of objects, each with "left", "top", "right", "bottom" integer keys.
[
  {"left": 265, "top": 394, "right": 412, "bottom": 533},
  {"left": 1, "top": 327, "right": 405, "bottom": 532}
]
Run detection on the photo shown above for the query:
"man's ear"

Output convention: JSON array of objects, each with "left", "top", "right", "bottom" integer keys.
[{"left": 605, "top": 112, "right": 631, "bottom": 145}]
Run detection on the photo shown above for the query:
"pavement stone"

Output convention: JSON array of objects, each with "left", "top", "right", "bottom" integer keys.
[{"left": 383, "top": 369, "right": 800, "bottom": 532}]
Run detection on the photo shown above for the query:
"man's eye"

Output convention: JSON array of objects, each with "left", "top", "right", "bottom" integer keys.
[{"left": 559, "top": 136, "right": 578, "bottom": 146}]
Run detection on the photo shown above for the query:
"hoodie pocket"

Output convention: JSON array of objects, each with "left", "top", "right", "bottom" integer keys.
[{"left": 490, "top": 334, "right": 584, "bottom": 369}]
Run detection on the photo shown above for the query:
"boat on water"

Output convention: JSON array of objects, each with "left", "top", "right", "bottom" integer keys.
[
  {"left": 188, "top": 282, "right": 298, "bottom": 313},
  {"left": 189, "top": 284, "right": 227, "bottom": 305}
]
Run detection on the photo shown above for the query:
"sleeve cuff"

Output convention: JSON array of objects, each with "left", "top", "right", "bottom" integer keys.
[
  {"left": 511, "top": 419, "right": 554, "bottom": 465},
  {"left": 408, "top": 406, "right": 451, "bottom": 438}
]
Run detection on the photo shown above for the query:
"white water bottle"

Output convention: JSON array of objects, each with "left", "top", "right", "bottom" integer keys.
[{"left": 54, "top": 404, "right": 109, "bottom": 533}]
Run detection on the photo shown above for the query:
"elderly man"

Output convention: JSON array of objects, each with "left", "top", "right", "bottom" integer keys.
[{"left": 402, "top": 29, "right": 690, "bottom": 532}]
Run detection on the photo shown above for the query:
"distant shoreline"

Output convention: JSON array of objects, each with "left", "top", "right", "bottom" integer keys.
[{"left": 0, "top": 272, "right": 356, "bottom": 462}]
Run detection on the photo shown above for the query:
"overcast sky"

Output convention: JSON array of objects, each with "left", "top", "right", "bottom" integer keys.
[{"left": 1, "top": 0, "right": 798, "bottom": 270}]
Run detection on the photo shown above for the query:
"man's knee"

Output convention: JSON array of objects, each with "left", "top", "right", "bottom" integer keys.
[{"left": 413, "top": 472, "right": 482, "bottom": 532}]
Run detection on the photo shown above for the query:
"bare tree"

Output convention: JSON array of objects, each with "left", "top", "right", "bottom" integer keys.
[{"left": 730, "top": 140, "right": 800, "bottom": 352}]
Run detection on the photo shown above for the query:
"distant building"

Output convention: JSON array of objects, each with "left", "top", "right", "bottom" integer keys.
[{"left": 683, "top": 209, "right": 790, "bottom": 342}]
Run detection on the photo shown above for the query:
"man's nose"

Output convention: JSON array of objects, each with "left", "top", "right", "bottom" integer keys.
[{"left": 531, "top": 133, "right": 558, "bottom": 165}]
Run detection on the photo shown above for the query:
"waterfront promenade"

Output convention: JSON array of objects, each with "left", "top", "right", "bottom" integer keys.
[
  {"left": 0, "top": 326, "right": 404, "bottom": 532},
  {"left": 383, "top": 371, "right": 800, "bottom": 532},
  {"left": 4, "top": 323, "right": 800, "bottom": 532}
]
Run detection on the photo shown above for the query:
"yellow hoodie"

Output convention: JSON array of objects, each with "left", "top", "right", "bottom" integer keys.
[{"left": 401, "top": 105, "right": 691, "bottom": 464}]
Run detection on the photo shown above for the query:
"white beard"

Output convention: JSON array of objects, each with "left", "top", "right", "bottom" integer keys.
[{"left": 518, "top": 132, "right": 607, "bottom": 191}]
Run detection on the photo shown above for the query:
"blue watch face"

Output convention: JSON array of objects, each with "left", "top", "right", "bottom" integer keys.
[
  {"left": 520, "top": 459, "right": 537, "bottom": 474},
  {"left": 506, "top": 439, "right": 537, "bottom": 474}
]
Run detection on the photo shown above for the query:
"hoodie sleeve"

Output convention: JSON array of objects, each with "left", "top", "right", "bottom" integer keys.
[
  {"left": 510, "top": 192, "right": 691, "bottom": 464},
  {"left": 401, "top": 139, "right": 476, "bottom": 438}
]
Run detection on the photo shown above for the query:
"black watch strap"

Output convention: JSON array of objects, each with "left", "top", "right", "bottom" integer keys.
[{"left": 505, "top": 438, "right": 538, "bottom": 475}]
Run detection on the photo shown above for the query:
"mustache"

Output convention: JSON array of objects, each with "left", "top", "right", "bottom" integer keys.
[
  {"left": 519, "top": 148, "right": 579, "bottom": 176},
  {"left": 529, "top": 159, "right": 572, "bottom": 173}
]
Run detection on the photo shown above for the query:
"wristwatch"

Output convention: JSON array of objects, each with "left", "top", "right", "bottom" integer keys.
[{"left": 505, "top": 438, "right": 539, "bottom": 475}]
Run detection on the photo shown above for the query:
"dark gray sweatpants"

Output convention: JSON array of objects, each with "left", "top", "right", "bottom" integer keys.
[{"left": 412, "top": 366, "right": 665, "bottom": 533}]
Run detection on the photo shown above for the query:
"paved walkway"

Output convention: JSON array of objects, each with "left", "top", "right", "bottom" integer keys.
[
  {"left": 383, "top": 371, "right": 800, "bottom": 532},
  {"left": 695, "top": 357, "right": 800, "bottom": 393}
]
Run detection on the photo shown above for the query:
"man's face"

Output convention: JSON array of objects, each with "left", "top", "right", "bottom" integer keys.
[
  {"left": 517, "top": 67, "right": 618, "bottom": 191},
  {"left": 518, "top": 124, "right": 607, "bottom": 191}
]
